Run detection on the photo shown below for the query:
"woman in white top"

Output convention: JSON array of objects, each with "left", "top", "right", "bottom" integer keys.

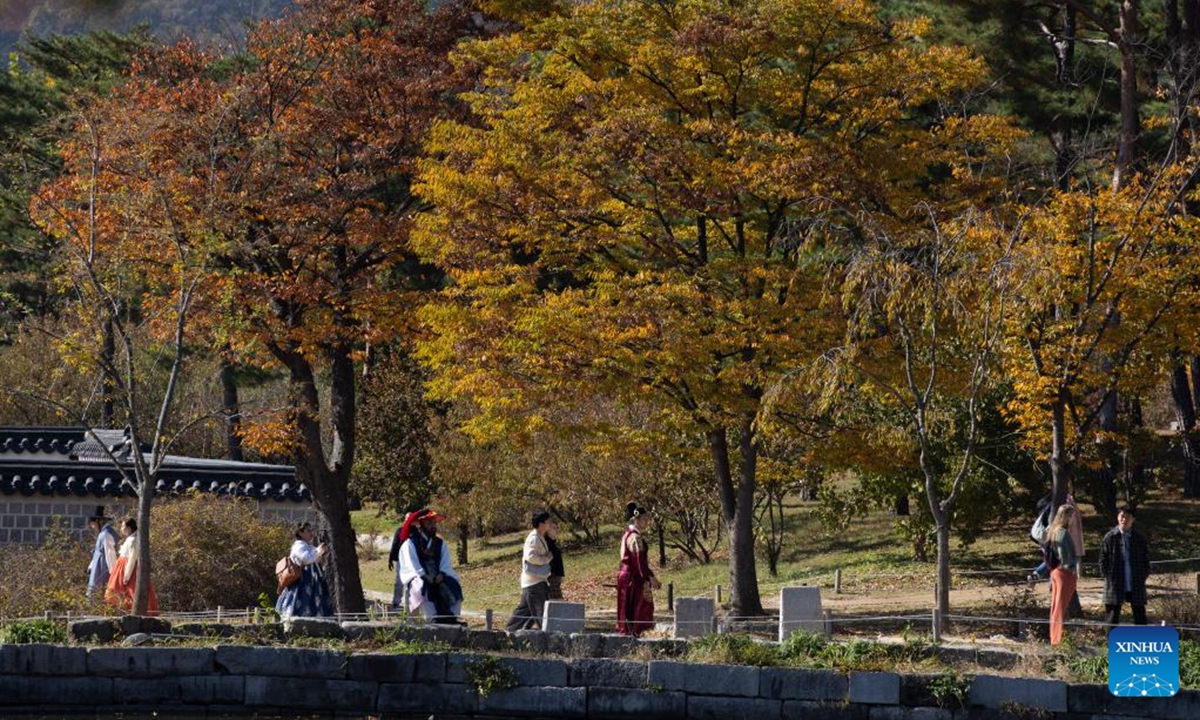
[{"left": 275, "top": 521, "right": 333, "bottom": 618}]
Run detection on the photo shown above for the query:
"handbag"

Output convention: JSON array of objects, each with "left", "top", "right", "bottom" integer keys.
[{"left": 275, "top": 556, "right": 302, "bottom": 593}]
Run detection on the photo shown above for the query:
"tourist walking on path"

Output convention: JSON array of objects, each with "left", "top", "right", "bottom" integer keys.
[
  {"left": 1029, "top": 494, "right": 1084, "bottom": 618},
  {"left": 86, "top": 507, "right": 119, "bottom": 602},
  {"left": 105, "top": 518, "right": 159, "bottom": 616},
  {"left": 1044, "top": 504, "right": 1080, "bottom": 645},
  {"left": 1099, "top": 505, "right": 1151, "bottom": 626},
  {"left": 616, "top": 502, "right": 659, "bottom": 636},
  {"left": 506, "top": 511, "right": 555, "bottom": 631},
  {"left": 275, "top": 521, "right": 333, "bottom": 619},
  {"left": 396, "top": 508, "right": 463, "bottom": 623}
]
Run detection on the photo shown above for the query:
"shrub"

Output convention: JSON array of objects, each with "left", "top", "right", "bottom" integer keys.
[
  {"left": 465, "top": 655, "right": 518, "bottom": 696},
  {"left": 1182, "top": 640, "right": 1200, "bottom": 690},
  {"left": 1, "top": 618, "right": 67, "bottom": 644},
  {"left": 927, "top": 669, "right": 972, "bottom": 710},
  {"left": 150, "top": 492, "right": 294, "bottom": 612},
  {"left": 0, "top": 523, "right": 96, "bottom": 618},
  {"left": 1153, "top": 592, "right": 1200, "bottom": 628}
]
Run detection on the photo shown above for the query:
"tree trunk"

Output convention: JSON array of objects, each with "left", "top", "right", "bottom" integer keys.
[
  {"left": 1097, "top": 390, "right": 1120, "bottom": 515},
  {"left": 1049, "top": 396, "right": 1073, "bottom": 515},
  {"left": 132, "top": 481, "right": 154, "bottom": 615},
  {"left": 707, "top": 424, "right": 763, "bottom": 616},
  {"left": 1113, "top": 0, "right": 1141, "bottom": 189},
  {"left": 918, "top": 427, "right": 950, "bottom": 629},
  {"left": 934, "top": 514, "right": 950, "bottom": 632},
  {"left": 101, "top": 318, "right": 115, "bottom": 427},
  {"left": 1191, "top": 356, "right": 1200, "bottom": 414},
  {"left": 1052, "top": 4, "right": 1076, "bottom": 188},
  {"left": 282, "top": 351, "right": 366, "bottom": 615},
  {"left": 657, "top": 521, "right": 667, "bottom": 568},
  {"left": 1169, "top": 363, "right": 1200, "bottom": 497},
  {"left": 456, "top": 520, "right": 469, "bottom": 566},
  {"left": 219, "top": 355, "right": 243, "bottom": 462}
]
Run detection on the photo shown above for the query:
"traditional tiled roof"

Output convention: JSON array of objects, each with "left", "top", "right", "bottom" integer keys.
[
  {"left": 0, "top": 427, "right": 86, "bottom": 455},
  {"left": 0, "top": 427, "right": 307, "bottom": 503}
]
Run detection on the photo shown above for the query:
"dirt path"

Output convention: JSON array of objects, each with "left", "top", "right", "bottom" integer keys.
[{"left": 819, "top": 572, "right": 1194, "bottom": 618}]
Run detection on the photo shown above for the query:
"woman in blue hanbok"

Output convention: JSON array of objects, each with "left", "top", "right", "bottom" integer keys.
[{"left": 276, "top": 522, "right": 333, "bottom": 618}]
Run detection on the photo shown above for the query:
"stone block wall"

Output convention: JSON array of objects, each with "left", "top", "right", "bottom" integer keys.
[
  {"left": 0, "top": 495, "right": 313, "bottom": 545},
  {"left": 0, "top": 498, "right": 132, "bottom": 544},
  {"left": 0, "top": 638, "right": 1197, "bottom": 718}
]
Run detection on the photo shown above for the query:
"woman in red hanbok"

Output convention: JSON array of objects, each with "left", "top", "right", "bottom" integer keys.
[
  {"left": 616, "top": 502, "right": 660, "bottom": 636},
  {"left": 105, "top": 518, "right": 160, "bottom": 616}
]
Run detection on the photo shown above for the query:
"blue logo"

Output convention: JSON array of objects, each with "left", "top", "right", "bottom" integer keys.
[{"left": 1108, "top": 626, "right": 1179, "bottom": 697}]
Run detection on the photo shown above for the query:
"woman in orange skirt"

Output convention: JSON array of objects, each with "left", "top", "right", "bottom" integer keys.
[
  {"left": 1044, "top": 504, "right": 1079, "bottom": 645},
  {"left": 105, "top": 518, "right": 160, "bottom": 616}
]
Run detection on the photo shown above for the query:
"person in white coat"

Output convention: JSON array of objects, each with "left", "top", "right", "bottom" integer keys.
[
  {"left": 506, "top": 511, "right": 555, "bottom": 631},
  {"left": 396, "top": 508, "right": 463, "bottom": 624}
]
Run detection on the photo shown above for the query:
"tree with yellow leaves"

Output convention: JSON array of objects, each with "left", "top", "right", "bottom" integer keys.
[
  {"left": 1002, "top": 170, "right": 1200, "bottom": 517},
  {"left": 415, "top": 0, "right": 1012, "bottom": 614}
]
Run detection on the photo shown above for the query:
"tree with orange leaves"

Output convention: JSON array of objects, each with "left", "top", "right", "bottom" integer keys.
[
  {"left": 36, "top": 0, "right": 477, "bottom": 614},
  {"left": 199, "top": 0, "right": 476, "bottom": 613},
  {"left": 30, "top": 41, "right": 234, "bottom": 615}
]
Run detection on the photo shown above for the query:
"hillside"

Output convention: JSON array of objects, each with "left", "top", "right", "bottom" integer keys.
[{"left": 0, "top": 0, "right": 293, "bottom": 56}]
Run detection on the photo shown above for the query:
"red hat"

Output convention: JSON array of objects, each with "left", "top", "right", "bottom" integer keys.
[{"left": 398, "top": 508, "right": 446, "bottom": 542}]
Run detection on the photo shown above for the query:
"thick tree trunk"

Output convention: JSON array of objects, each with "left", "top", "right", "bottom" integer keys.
[
  {"left": 219, "top": 355, "right": 243, "bottom": 462},
  {"left": 707, "top": 424, "right": 763, "bottom": 616},
  {"left": 1169, "top": 363, "right": 1200, "bottom": 497},
  {"left": 283, "top": 351, "right": 365, "bottom": 615}
]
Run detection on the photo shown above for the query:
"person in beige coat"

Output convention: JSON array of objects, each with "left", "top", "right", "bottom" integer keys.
[{"left": 506, "top": 511, "right": 554, "bottom": 631}]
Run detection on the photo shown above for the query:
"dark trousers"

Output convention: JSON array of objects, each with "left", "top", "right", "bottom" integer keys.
[
  {"left": 1105, "top": 591, "right": 1148, "bottom": 626},
  {"left": 506, "top": 581, "right": 549, "bottom": 632},
  {"left": 1068, "top": 591, "right": 1083, "bottom": 619}
]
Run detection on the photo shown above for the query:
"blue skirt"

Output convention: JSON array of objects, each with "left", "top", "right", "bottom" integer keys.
[{"left": 276, "top": 564, "right": 333, "bottom": 618}]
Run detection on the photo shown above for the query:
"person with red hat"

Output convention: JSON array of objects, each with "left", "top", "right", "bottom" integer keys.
[{"left": 391, "top": 508, "right": 463, "bottom": 623}]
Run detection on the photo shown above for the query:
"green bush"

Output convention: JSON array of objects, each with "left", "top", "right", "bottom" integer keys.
[
  {"left": 1181, "top": 640, "right": 1200, "bottom": 690},
  {"left": 927, "top": 669, "right": 972, "bottom": 710},
  {"left": 1, "top": 618, "right": 67, "bottom": 644},
  {"left": 465, "top": 655, "right": 518, "bottom": 696}
]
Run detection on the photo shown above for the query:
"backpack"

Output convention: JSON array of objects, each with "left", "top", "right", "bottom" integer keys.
[
  {"left": 1029, "top": 496, "right": 1053, "bottom": 545},
  {"left": 275, "top": 556, "right": 302, "bottom": 594}
]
